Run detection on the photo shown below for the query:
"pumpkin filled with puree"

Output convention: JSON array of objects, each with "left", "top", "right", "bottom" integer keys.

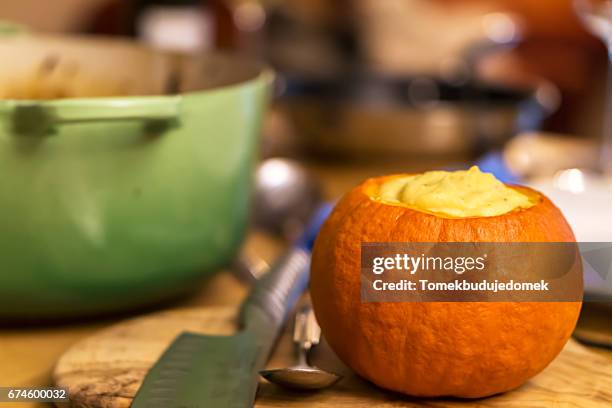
[{"left": 310, "top": 166, "right": 582, "bottom": 398}]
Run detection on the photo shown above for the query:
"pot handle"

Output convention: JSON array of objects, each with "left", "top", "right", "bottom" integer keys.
[
  {"left": 49, "top": 97, "right": 181, "bottom": 124},
  {"left": 9, "top": 96, "right": 182, "bottom": 135}
]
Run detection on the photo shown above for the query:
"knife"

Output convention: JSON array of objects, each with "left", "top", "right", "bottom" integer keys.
[{"left": 131, "top": 204, "right": 332, "bottom": 408}]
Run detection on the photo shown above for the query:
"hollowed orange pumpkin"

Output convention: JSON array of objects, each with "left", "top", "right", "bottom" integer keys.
[{"left": 310, "top": 174, "right": 582, "bottom": 398}]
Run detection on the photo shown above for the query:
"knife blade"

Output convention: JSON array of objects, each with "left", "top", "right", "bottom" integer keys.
[{"left": 131, "top": 204, "right": 332, "bottom": 408}]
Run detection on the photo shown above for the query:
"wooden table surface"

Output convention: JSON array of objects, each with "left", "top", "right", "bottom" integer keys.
[{"left": 1, "top": 159, "right": 611, "bottom": 408}]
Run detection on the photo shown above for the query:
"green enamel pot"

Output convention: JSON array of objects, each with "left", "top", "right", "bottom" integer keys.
[{"left": 0, "top": 34, "right": 272, "bottom": 318}]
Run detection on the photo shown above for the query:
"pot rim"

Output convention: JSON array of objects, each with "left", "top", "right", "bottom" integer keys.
[{"left": 0, "top": 32, "right": 275, "bottom": 105}]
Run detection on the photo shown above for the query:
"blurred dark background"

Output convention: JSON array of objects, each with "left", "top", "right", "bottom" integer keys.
[{"left": 0, "top": 0, "right": 607, "bottom": 164}]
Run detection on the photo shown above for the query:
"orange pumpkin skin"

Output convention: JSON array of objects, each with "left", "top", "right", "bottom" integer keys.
[{"left": 310, "top": 175, "right": 582, "bottom": 398}]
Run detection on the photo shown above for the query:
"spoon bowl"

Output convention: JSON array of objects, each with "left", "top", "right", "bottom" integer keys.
[
  {"left": 260, "top": 366, "right": 341, "bottom": 390},
  {"left": 260, "top": 305, "right": 342, "bottom": 391}
]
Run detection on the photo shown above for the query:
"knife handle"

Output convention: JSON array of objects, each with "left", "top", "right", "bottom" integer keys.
[{"left": 239, "top": 204, "right": 332, "bottom": 333}]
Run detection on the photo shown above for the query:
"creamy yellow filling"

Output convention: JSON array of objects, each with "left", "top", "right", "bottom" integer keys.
[{"left": 377, "top": 166, "right": 534, "bottom": 217}]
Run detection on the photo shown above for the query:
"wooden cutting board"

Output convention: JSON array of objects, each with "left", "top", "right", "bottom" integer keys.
[{"left": 53, "top": 306, "right": 612, "bottom": 408}]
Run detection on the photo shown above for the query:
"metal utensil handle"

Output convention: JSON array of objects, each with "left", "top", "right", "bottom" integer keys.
[
  {"left": 293, "top": 305, "right": 318, "bottom": 367},
  {"left": 239, "top": 247, "right": 310, "bottom": 332},
  {"left": 293, "top": 305, "right": 321, "bottom": 349},
  {"left": 239, "top": 203, "right": 332, "bottom": 335}
]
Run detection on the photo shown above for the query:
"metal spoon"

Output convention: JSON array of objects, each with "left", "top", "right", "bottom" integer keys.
[
  {"left": 260, "top": 305, "right": 342, "bottom": 390},
  {"left": 233, "top": 158, "right": 323, "bottom": 282},
  {"left": 252, "top": 158, "right": 323, "bottom": 241}
]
